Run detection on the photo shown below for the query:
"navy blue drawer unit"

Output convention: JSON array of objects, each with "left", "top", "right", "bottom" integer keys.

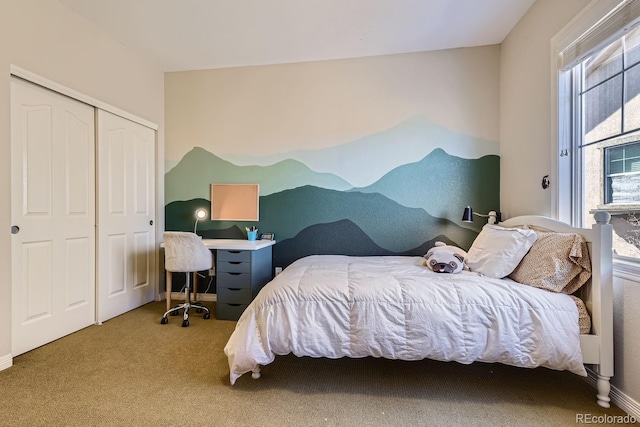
[{"left": 215, "top": 246, "right": 273, "bottom": 321}]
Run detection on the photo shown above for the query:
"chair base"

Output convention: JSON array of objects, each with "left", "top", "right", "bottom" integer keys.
[
  {"left": 161, "top": 301, "right": 210, "bottom": 327},
  {"left": 162, "top": 269, "right": 211, "bottom": 326}
]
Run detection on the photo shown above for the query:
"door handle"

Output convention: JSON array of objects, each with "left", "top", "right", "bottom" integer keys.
[
  {"left": 11, "top": 225, "right": 19, "bottom": 234},
  {"left": 149, "top": 220, "right": 154, "bottom": 225}
]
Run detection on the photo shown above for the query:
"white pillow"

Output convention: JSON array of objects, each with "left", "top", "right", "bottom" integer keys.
[{"left": 466, "top": 224, "right": 538, "bottom": 278}]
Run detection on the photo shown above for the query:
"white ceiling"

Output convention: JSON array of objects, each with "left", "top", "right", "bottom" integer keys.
[{"left": 59, "top": 0, "right": 535, "bottom": 72}]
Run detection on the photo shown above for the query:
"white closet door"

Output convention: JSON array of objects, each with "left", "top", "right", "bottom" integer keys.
[
  {"left": 10, "top": 78, "right": 96, "bottom": 356},
  {"left": 97, "top": 110, "right": 156, "bottom": 323}
]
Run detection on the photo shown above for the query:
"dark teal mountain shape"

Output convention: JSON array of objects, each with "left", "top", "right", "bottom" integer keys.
[
  {"left": 355, "top": 148, "right": 499, "bottom": 229},
  {"left": 165, "top": 147, "right": 352, "bottom": 204},
  {"left": 272, "top": 219, "right": 460, "bottom": 268},
  {"left": 165, "top": 185, "right": 478, "bottom": 254},
  {"left": 166, "top": 198, "right": 257, "bottom": 238},
  {"left": 261, "top": 186, "right": 477, "bottom": 252}
]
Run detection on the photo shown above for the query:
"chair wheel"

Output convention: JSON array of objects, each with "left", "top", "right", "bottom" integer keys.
[
  {"left": 196, "top": 308, "right": 203, "bottom": 313},
  {"left": 160, "top": 317, "right": 168, "bottom": 325},
  {"left": 203, "top": 313, "right": 211, "bottom": 320},
  {"left": 182, "top": 319, "right": 189, "bottom": 327}
]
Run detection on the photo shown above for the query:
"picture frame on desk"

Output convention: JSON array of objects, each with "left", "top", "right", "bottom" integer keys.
[{"left": 260, "top": 233, "right": 274, "bottom": 241}]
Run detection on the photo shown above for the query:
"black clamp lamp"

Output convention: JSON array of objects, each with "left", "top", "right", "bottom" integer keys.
[{"left": 462, "top": 206, "right": 502, "bottom": 225}]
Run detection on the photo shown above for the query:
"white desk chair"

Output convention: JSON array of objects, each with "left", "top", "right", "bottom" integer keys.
[{"left": 161, "top": 232, "right": 212, "bottom": 327}]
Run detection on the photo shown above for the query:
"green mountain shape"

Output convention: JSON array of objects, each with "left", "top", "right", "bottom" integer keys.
[
  {"left": 272, "top": 219, "right": 462, "bottom": 268},
  {"left": 355, "top": 148, "right": 499, "bottom": 229},
  {"left": 165, "top": 198, "right": 246, "bottom": 238},
  {"left": 165, "top": 186, "right": 478, "bottom": 253},
  {"left": 165, "top": 146, "right": 352, "bottom": 204},
  {"left": 219, "top": 115, "right": 499, "bottom": 188}
]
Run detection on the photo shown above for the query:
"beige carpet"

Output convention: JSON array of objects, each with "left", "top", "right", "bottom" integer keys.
[{"left": 0, "top": 301, "right": 632, "bottom": 427}]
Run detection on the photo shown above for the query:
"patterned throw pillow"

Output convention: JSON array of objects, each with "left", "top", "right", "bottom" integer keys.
[
  {"left": 570, "top": 294, "right": 591, "bottom": 334},
  {"left": 509, "top": 231, "right": 591, "bottom": 294}
]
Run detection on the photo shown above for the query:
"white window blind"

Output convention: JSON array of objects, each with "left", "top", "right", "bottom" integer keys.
[{"left": 560, "top": 0, "right": 640, "bottom": 70}]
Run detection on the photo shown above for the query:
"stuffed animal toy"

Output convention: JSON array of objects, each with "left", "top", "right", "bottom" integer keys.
[{"left": 424, "top": 242, "right": 467, "bottom": 274}]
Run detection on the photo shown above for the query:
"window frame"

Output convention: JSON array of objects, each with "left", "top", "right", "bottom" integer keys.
[
  {"left": 573, "top": 32, "right": 640, "bottom": 212},
  {"left": 604, "top": 141, "right": 640, "bottom": 204},
  {"left": 552, "top": 0, "right": 640, "bottom": 269}
]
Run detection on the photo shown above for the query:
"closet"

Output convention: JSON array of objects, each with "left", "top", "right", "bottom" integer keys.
[{"left": 10, "top": 75, "right": 156, "bottom": 356}]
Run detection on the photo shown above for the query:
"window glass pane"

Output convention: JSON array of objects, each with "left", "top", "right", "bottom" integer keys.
[
  {"left": 624, "top": 26, "right": 640, "bottom": 67},
  {"left": 584, "top": 75, "right": 622, "bottom": 144},
  {"left": 628, "top": 158, "right": 640, "bottom": 172},
  {"left": 624, "top": 64, "right": 640, "bottom": 131},
  {"left": 573, "top": 30, "right": 640, "bottom": 261},
  {"left": 609, "top": 159, "right": 624, "bottom": 174},
  {"left": 625, "top": 142, "right": 640, "bottom": 158},
  {"left": 609, "top": 145, "right": 624, "bottom": 160},
  {"left": 585, "top": 38, "right": 622, "bottom": 89},
  {"left": 584, "top": 143, "right": 602, "bottom": 210}
]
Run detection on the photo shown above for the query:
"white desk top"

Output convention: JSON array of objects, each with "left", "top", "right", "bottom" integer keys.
[
  {"left": 201, "top": 239, "right": 275, "bottom": 250},
  {"left": 160, "top": 238, "right": 275, "bottom": 251}
]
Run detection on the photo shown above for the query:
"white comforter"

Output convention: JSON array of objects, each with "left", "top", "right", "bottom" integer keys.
[{"left": 224, "top": 255, "right": 586, "bottom": 384}]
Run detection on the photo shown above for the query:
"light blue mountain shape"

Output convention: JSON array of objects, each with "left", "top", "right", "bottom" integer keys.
[
  {"left": 219, "top": 115, "right": 499, "bottom": 188},
  {"left": 165, "top": 147, "right": 352, "bottom": 204}
]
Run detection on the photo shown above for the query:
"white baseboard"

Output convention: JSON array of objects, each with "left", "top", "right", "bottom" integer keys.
[
  {"left": 611, "top": 383, "right": 640, "bottom": 419},
  {"left": 0, "top": 353, "right": 13, "bottom": 371},
  {"left": 586, "top": 368, "right": 640, "bottom": 418}
]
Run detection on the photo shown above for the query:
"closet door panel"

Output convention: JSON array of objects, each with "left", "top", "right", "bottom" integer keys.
[
  {"left": 11, "top": 78, "right": 96, "bottom": 356},
  {"left": 97, "top": 110, "right": 156, "bottom": 322}
]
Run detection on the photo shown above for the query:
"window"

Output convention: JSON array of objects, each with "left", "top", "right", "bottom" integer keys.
[
  {"left": 558, "top": 0, "right": 640, "bottom": 261},
  {"left": 605, "top": 141, "right": 640, "bottom": 204}
]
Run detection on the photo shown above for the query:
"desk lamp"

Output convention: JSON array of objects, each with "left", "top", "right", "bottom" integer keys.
[{"left": 194, "top": 208, "right": 207, "bottom": 233}]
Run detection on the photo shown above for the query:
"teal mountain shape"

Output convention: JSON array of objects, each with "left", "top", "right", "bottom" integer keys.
[
  {"left": 165, "top": 146, "right": 352, "bottom": 204},
  {"left": 355, "top": 148, "right": 499, "bottom": 227},
  {"left": 165, "top": 186, "right": 478, "bottom": 254},
  {"left": 219, "top": 115, "right": 499, "bottom": 188}
]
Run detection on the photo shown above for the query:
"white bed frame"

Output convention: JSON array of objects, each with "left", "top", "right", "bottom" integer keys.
[
  {"left": 246, "top": 212, "right": 614, "bottom": 407},
  {"left": 501, "top": 211, "right": 613, "bottom": 408}
]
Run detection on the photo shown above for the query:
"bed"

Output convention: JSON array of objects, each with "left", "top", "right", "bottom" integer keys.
[{"left": 224, "top": 212, "right": 614, "bottom": 408}]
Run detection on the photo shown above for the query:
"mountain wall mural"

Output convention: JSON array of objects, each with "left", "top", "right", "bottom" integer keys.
[
  {"left": 218, "top": 115, "right": 499, "bottom": 188},
  {"left": 164, "top": 116, "right": 499, "bottom": 269}
]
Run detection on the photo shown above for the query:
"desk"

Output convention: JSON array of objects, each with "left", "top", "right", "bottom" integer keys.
[
  {"left": 162, "top": 239, "right": 275, "bottom": 320},
  {"left": 160, "top": 238, "right": 275, "bottom": 250},
  {"left": 200, "top": 239, "right": 275, "bottom": 251}
]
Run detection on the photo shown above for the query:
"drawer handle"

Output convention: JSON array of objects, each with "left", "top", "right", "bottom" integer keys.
[
  {"left": 228, "top": 250, "right": 241, "bottom": 254},
  {"left": 227, "top": 272, "right": 242, "bottom": 276},
  {"left": 229, "top": 288, "right": 241, "bottom": 291},
  {"left": 228, "top": 303, "right": 242, "bottom": 307},
  {"left": 228, "top": 261, "right": 242, "bottom": 265}
]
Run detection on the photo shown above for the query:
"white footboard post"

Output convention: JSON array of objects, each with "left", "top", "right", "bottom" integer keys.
[
  {"left": 251, "top": 366, "right": 261, "bottom": 379},
  {"left": 592, "top": 211, "right": 613, "bottom": 408}
]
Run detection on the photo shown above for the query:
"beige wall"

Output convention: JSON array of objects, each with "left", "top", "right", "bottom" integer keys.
[
  {"left": 500, "top": 0, "right": 590, "bottom": 219},
  {"left": 165, "top": 47, "right": 500, "bottom": 169},
  {"left": 501, "top": 0, "right": 640, "bottom": 409},
  {"left": 0, "top": 0, "right": 164, "bottom": 362}
]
